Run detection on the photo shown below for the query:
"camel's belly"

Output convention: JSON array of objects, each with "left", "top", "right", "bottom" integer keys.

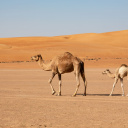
[{"left": 58, "top": 64, "right": 74, "bottom": 74}]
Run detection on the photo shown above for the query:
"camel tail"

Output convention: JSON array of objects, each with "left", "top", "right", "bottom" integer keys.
[
  {"left": 80, "top": 62, "right": 85, "bottom": 75},
  {"left": 80, "top": 62, "right": 87, "bottom": 83},
  {"left": 80, "top": 61, "right": 87, "bottom": 95}
]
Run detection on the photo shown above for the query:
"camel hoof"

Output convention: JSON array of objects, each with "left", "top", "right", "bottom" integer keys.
[
  {"left": 83, "top": 94, "right": 86, "bottom": 96},
  {"left": 57, "top": 92, "right": 61, "bottom": 96},
  {"left": 72, "top": 94, "right": 76, "bottom": 97},
  {"left": 122, "top": 94, "right": 125, "bottom": 96},
  {"left": 55, "top": 92, "right": 61, "bottom": 96},
  {"left": 109, "top": 94, "right": 112, "bottom": 96},
  {"left": 52, "top": 91, "right": 56, "bottom": 95}
]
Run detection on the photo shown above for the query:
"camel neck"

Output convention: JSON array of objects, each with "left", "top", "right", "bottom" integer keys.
[
  {"left": 107, "top": 72, "right": 115, "bottom": 78},
  {"left": 38, "top": 58, "right": 52, "bottom": 71}
]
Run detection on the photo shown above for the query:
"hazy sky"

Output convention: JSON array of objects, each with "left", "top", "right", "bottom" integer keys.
[{"left": 0, "top": 0, "right": 128, "bottom": 37}]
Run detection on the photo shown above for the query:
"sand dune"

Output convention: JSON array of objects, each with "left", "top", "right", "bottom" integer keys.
[
  {"left": 0, "top": 30, "right": 128, "bottom": 67},
  {"left": 0, "top": 44, "right": 12, "bottom": 49}
]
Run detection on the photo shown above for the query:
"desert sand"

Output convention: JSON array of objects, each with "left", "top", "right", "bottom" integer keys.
[
  {"left": 0, "top": 30, "right": 128, "bottom": 64},
  {"left": 0, "top": 30, "right": 128, "bottom": 128}
]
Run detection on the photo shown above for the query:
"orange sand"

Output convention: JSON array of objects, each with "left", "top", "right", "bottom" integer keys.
[{"left": 0, "top": 30, "right": 128, "bottom": 67}]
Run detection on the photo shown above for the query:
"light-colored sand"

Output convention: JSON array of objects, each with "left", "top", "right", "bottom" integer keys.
[
  {"left": 1, "top": 30, "right": 128, "bottom": 128},
  {"left": 0, "top": 67, "right": 128, "bottom": 128}
]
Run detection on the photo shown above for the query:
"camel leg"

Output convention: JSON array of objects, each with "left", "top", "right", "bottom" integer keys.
[
  {"left": 110, "top": 78, "right": 118, "bottom": 96},
  {"left": 72, "top": 72, "right": 80, "bottom": 97},
  {"left": 127, "top": 74, "right": 128, "bottom": 96},
  {"left": 120, "top": 78, "right": 125, "bottom": 96},
  {"left": 57, "top": 74, "right": 62, "bottom": 96},
  {"left": 48, "top": 72, "right": 56, "bottom": 95},
  {"left": 81, "top": 73, "right": 87, "bottom": 96}
]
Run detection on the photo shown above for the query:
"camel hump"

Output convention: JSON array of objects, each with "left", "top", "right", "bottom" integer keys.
[
  {"left": 120, "top": 64, "right": 128, "bottom": 67},
  {"left": 63, "top": 52, "right": 73, "bottom": 58}
]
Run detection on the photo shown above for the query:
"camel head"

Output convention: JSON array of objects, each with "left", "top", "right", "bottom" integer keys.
[
  {"left": 102, "top": 69, "right": 111, "bottom": 75},
  {"left": 31, "top": 54, "right": 42, "bottom": 62}
]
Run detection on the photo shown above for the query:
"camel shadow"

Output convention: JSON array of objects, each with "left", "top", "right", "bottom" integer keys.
[
  {"left": 87, "top": 94, "right": 122, "bottom": 96},
  {"left": 77, "top": 93, "right": 122, "bottom": 96}
]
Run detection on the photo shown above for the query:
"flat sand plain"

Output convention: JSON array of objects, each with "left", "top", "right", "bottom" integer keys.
[{"left": 0, "top": 62, "right": 128, "bottom": 128}]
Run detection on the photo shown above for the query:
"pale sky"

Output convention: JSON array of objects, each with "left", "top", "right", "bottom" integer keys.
[{"left": 0, "top": 0, "right": 128, "bottom": 37}]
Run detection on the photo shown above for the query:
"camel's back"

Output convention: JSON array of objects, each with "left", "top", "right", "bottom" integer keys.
[
  {"left": 121, "top": 64, "right": 128, "bottom": 67},
  {"left": 63, "top": 52, "right": 73, "bottom": 58},
  {"left": 52, "top": 52, "right": 73, "bottom": 62},
  {"left": 56, "top": 52, "right": 82, "bottom": 64},
  {"left": 51, "top": 52, "right": 83, "bottom": 64}
]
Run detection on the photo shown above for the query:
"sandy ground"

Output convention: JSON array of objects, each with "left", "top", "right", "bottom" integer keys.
[
  {"left": 1, "top": 63, "right": 128, "bottom": 128},
  {"left": 0, "top": 30, "right": 128, "bottom": 127}
]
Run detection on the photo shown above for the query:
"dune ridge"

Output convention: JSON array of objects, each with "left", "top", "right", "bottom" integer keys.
[{"left": 0, "top": 30, "right": 128, "bottom": 64}]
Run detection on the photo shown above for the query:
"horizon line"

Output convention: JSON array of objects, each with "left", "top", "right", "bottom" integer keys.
[{"left": 0, "top": 29, "right": 128, "bottom": 39}]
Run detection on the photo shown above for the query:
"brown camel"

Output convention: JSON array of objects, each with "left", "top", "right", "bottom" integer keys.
[
  {"left": 102, "top": 64, "right": 128, "bottom": 96},
  {"left": 31, "top": 52, "right": 87, "bottom": 96}
]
